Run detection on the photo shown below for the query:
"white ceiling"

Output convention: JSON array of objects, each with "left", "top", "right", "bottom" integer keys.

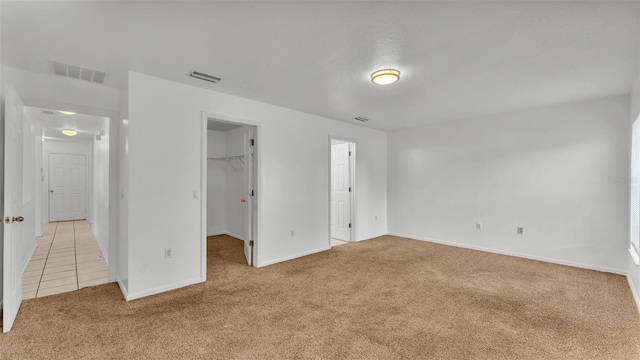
[
  {"left": 207, "top": 119, "right": 243, "bottom": 132},
  {"left": 25, "top": 106, "right": 106, "bottom": 142},
  {"left": 2, "top": 1, "right": 638, "bottom": 131}
]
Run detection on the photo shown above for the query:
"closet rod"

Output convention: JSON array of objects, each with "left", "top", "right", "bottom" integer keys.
[
  {"left": 207, "top": 155, "right": 245, "bottom": 162},
  {"left": 207, "top": 155, "right": 245, "bottom": 171}
]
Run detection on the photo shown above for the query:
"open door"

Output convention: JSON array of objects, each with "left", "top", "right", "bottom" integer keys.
[
  {"left": 331, "top": 141, "right": 351, "bottom": 241},
  {"left": 3, "top": 85, "right": 25, "bottom": 332},
  {"left": 243, "top": 126, "right": 256, "bottom": 266}
]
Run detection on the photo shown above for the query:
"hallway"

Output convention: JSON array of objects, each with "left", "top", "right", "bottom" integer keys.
[{"left": 22, "top": 220, "right": 108, "bottom": 299}]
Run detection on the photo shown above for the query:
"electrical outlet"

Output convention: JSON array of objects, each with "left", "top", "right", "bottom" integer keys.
[
  {"left": 290, "top": 230, "right": 294, "bottom": 237},
  {"left": 517, "top": 227, "right": 523, "bottom": 235},
  {"left": 476, "top": 222, "right": 482, "bottom": 230},
  {"left": 165, "top": 248, "right": 172, "bottom": 259}
]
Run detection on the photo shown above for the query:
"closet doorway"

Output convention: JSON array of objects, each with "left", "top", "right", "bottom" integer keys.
[
  {"left": 204, "top": 117, "right": 257, "bottom": 267},
  {"left": 330, "top": 138, "right": 355, "bottom": 247}
]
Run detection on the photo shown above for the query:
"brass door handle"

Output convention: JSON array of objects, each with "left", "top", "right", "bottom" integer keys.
[
  {"left": 12, "top": 216, "right": 24, "bottom": 223},
  {"left": 240, "top": 198, "right": 246, "bottom": 203},
  {"left": 49, "top": 189, "right": 54, "bottom": 193}
]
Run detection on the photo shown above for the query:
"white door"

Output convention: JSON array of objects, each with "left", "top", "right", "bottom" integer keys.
[
  {"left": 243, "top": 126, "right": 256, "bottom": 266},
  {"left": 49, "top": 154, "right": 86, "bottom": 221},
  {"left": 3, "top": 85, "right": 25, "bottom": 333},
  {"left": 331, "top": 142, "right": 351, "bottom": 241}
]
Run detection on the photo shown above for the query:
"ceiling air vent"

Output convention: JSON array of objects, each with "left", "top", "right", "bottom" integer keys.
[
  {"left": 189, "top": 71, "right": 221, "bottom": 84},
  {"left": 354, "top": 117, "right": 369, "bottom": 122},
  {"left": 51, "top": 60, "right": 108, "bottom": 85}
]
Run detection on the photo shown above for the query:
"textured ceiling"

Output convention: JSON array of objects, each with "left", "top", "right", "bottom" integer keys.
[{"left": 2, "top": 1, "right": 638, "bottom": 131}]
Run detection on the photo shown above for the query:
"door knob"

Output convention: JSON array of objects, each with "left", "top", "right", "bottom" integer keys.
[
  {"left": 12, "top": 216, "right": 24, "bottom": 223},
  {"left": 240, "top": 198, "right": 246, "bottom": 203},
  {"left": 50, "top": 189, "right": 54, "bottom": 193}
]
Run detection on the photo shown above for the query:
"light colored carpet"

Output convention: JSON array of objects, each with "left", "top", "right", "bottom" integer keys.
[{"left": 0, "top": 234, "right": 638, "bottom": 359}]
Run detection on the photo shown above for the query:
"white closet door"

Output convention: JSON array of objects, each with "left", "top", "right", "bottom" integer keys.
[
  {"left": 243, "top": 126, "right": 256, "bottom": 266},
  {"left": 331, "top": 143, "right": 351, "bottom": 241}
]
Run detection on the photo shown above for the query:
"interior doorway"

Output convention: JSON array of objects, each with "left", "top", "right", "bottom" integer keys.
[
  {"left": 202, "top": 116, "right": 258, "bottom": 271},
  {"left": 330, "top": 138, "right": 355, "bottom": 247},
  {"left": 22, "top": 106, "right": 111, "bottom": 299},
  {"left": 3, "top": 89, "right": 119, "bottom": 332}
]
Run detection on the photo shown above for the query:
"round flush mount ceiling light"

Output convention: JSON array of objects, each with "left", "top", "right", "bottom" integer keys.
[
  {"left": 61, "top": 129, "right": 78, "bottom": 136},
  {"left": 58, "top": 110, "right": 77, "bottom": 116},
  {"left": 371, "top": 69, "right": 400, "bottom": 85}
]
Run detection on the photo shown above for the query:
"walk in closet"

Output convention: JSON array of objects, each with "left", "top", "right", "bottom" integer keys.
[{"left": 206, "top": 122, "right": 247, "bottom": 240}]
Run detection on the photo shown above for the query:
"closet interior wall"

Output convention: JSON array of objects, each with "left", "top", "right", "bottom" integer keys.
[{"left": 207, "top": 127, "right": 246, "bottom": 240}]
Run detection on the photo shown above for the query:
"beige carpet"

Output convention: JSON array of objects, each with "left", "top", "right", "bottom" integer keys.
[{"left": 1, "top": 235, "right": 639, "bottom": 359}]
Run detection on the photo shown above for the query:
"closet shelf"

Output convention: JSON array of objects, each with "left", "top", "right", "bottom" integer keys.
[{"left": 208, "top": 155, "right": 245, "bottom": 171}]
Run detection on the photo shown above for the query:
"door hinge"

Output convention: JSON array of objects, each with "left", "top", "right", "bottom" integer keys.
[
  {"left": 250, "top": 189, "right": 255, "bottom": 196},
  {"left": 250, "top": 139, "right": 255, "bottom": 146},
  {"left": 249, "top": 240, "right": 254, "bottom": 247},
  {"left": 349, "top": 151, "right": 351, "bottom": 156},
  {"left": 349, "top": 187, "right": 351, "bottom": 192},
  {"left": 348, "top": 223, "right": 352, "bottom": 228}
]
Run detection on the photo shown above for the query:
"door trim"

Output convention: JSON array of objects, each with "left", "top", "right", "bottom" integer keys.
[{"left": 328, "top": 136, "right": 356, "bottom": 247}]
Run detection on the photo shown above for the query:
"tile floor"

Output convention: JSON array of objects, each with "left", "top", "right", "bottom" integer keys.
[
  {"left": 22, "top": 220, "right": 108, "bottom": 299},
  {"left": 331, "top": 238, "right": 349, "bottom": 247}
]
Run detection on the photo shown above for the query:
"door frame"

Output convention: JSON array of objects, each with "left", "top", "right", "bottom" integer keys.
[
  {"left": 328, "top": 136, "right": 356, "bottom": 247},
  {"left": 200, "top": 112, "right": 261, "bottom": 279},
  {"left": 21, "top": 98, "right": 119, "bottom": 283}
]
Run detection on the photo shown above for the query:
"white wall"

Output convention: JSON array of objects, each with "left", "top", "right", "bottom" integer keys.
[
  {"left": 224, "top": 127, "right": 246, "bottom": 239},
  {"left": 92, "top": 118, "right": 110, "bottom": 262},
  {"left": 629, "top": 73, "right": 640, "bottom": 311},
  {"left": 206, "top": 130, "right": 226, "bottom": 236},
  {"left": 118, "top": 86, "right": 129, "bottom": 293},
  {"left": 33, "top": 128, "right": 43, "bottom": 237},
  {"left": 124, "top": 71, "right": 387, "bottom": 299},
  {"left": 389, "top": 96, "right": 630, "bottom": 274},
  {"left": 21, "top": 109, "right": 37, "bottom": 273}
]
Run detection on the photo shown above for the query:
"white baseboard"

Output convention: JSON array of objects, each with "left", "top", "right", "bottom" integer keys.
[
  {"left": 628, "top": 275, "right": 640, "bottom": 313},
  {"left": 225, "top": 232, "right": 244, "bottom": 241},
  {"left": 353, "top": 236, "right": 380, "bottom": 243},
  {"left": 125, "top": 277, "right": 203, "bottom": 301},
  {"left": 206, "top": 231, "right": 245, "bottom": 241},
  {"left": 388, "top": 232, "right": 627, "bottom": 276},
  {"left": 259, "top": 246, "right": 330, "bottom": 268},
  {"left": 21, "top": 242, "right": 37, "bottom": 274},
  {"left": 90, "top": 224, "right": 109, "bottom": 265},
  {"left": 116, "top": 277, "right": 129, "bottom": 300}
]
